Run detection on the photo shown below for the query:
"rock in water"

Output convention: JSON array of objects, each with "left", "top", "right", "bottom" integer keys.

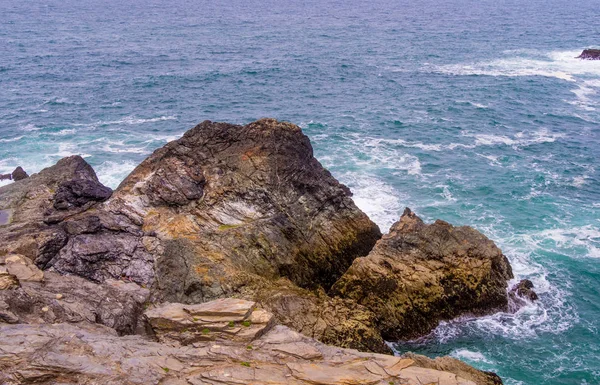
[
  {"left": 577, "top": 49, "right": 600, "bottom": 60},
  {"left": 11, "top": 166, "right": 29, "bottom": 181},
  {"left": 331, "top": 207, "right": 514, "bottom": 340}
]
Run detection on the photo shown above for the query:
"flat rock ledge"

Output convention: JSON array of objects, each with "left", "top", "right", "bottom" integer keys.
[{"left": 0, "top": 299, "right": 500, "bottom": 385}]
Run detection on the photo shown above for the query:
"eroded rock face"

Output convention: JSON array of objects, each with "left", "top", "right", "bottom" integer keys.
[
  {"left": 578, "top": 49, "right": 600, "bottom": 60},
  {"left": 332, "top": 208, "right": 514, "bottom": 340},
  {"left": 0, "top": 156, "right": 102, "bottom": 260},
  {"left": 0, "top": 308, "right": 501, "bottom": 385},
  {"left": 112, "top": 118, "right": 381, "bottom": 296},
  {"left": 0, "top": 254, "right": 149, "bottom": 334}
]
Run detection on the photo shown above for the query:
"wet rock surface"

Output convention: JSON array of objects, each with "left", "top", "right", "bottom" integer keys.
[
  {"left": 577, "top": 49, "right": 600, "bottom": 60},
  {"left": 331, "top": 208, "right": 514, "bottom": 340}
]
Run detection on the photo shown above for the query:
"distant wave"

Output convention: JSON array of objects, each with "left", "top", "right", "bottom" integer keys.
[{"left": 433, "top": 50, "right": 600, "bottom": 82}]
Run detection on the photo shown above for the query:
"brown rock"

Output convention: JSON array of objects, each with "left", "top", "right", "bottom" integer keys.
[
  {"left": 331, "top": 208, "right": 514, "bottom": 340},
  {"left": 145, "top": 299, "right": 274, "bottom": 345}
]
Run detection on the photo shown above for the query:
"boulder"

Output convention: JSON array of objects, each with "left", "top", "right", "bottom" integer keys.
[
  {"left": 331, "top": 208, "right": 514, "bottom": 340},
  {"left": 11, "top": 166, "right": 29, "bottom": 181},
  {"left": 508, "top": 279, "right": 538, "bottom": 311},
  {"left": 577, "top": 49, "right": 600, "bottom": 60}
]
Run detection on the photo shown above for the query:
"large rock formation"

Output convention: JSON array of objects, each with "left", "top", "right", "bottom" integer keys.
[
  {"left": 0, "top": 301, "right": 502, "bottom": 385},
  {"left": 43, "top": 119, "right": 380, "bottom": 296},
  {"left": 331, "top": 208, "right": 514, "bottom": 340},
  {"left": 0, "top": 119, "right": 387, "bottom": 352},
  {"left": 0, "top": 118, "right": 518, "bottom": 382},
  {"left": 577, "top": 49, "right": 600, "bottom": 60}
]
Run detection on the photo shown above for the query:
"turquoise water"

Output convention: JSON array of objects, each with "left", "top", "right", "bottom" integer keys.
[{"left": 1, "top": 0, "right": 599, "bottom": 383}]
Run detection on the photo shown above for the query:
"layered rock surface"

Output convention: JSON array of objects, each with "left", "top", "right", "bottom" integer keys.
[
  {"left": 0, "top": 300, "right": 502, "bottom": 385},
  {"left": 332, "top": 208, "right": 514, "bottom": 340}
]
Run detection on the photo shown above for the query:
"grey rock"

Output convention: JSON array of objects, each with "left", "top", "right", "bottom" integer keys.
[{"left": 11, "top": 166, "right": 29, "bottom": 181}]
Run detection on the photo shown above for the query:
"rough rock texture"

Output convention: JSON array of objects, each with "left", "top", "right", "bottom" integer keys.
[
  {"left": 0, "top": 156, "right": 102, "bottom": 260},
  {"left": 0, "top": 303, "right": 501, "bottom": 385},
  {"left": 255, "top": 278, "right": 392, "bottom": 354},
  {"left": 577, "top": 49, "right": 600, "bottom": 60},
  {"left": 53, "top": 179, "right": 113, "bottom": 210},
  {"left": 145, "top": 298, "right": 275, "bottom": 345},
  {"left": 332, "top": 208, "right": 514, "bottom": 340},
  {"left": 0, "top": 254, "right": 149, "bottom": 334}
]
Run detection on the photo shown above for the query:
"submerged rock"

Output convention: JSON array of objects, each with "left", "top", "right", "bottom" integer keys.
[
  {"left": 577, "top": 49, "right": 600, "bottom": 60},
  {"left": 508, "top": 279, "right": 538, "bottom": 311},
  {"left": 331, "top": 208, "right": 514, "bottom": 340}
]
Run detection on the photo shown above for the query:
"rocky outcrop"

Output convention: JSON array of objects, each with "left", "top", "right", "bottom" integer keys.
[
  {"left": 0, "top": 254, "right": 149, "bottom": 334},
  {"left": 11, "top": 166, "right": 29, "bottom": 181},
  {"left": 331, "top": 208, "right": 514, "bottom": 340},
  {"left": 0, "top": 118, "right": 516, "bottom": 383},
  {"left": 0, "top": 156, "right": 102, "bottom": 260},
  {"left": 577, "top": 49, "right": 600, "bottom": 60},
  {"left": 0, "top": 300, "right": 501, "bottom": 385}
]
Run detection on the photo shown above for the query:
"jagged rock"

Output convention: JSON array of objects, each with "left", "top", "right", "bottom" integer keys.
[
  {"left": 11, "top": 166, "right": 29, "bottom": 181},
  {"left": 40, "top": 120, "right": 380, "bottom": 298},
  {"left": 508, "top": 279, "right": 538, "bottom": 311},
  {"left": 577, "top": 49, "right": 600, "bottom": 60},
  {"left": 0, "top": 173, "right": 11, "bottom": 181},
  {"left": 53, "top": 179, "right": 113, "bottom": 210},
  {"left": 0, "top": 318, "right": 501, "bottom": 385},
  {"left": 0, "top": 266, "right": 149, "bottom": 335},
  {"left": 0, "top": 156, "right": 104, "bottom": 259},
  {"left": 145, "top": 298, "right": 275, "bottom": 345},
  {"left": 331, "top": 208, "right": 514, "bottom": 340}
]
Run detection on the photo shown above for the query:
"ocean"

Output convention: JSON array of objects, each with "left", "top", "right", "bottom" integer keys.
[{"left": 1, "top": 0, "right": 599, "bottom": 383}]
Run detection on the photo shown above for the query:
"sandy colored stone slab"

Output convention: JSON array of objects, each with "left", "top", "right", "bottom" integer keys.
[
  {"left": 3, "top": 254, "right": 44, "bottom": 282},
  {"left": 183, "top": 298, "right": 256, "bottom": 321},
  {"left": 398, "top": 366, "right": 477, "bottom": 385},
  {"left": 287, "top": 362, "right": 382, "bottom": 385},
  {"left": 271, "top": 342, "right": 323, "bottom": 360}
]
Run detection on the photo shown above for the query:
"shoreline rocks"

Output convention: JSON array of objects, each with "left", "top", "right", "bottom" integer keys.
[
  {"left": 331, "top": 208, "right": 514, "bottom": 340},
  {"left": 577, "top": 49, "right": 600, "bottom": 60},
  {"left": 0, "top": 118, "right": 517, "bottom": 383}
]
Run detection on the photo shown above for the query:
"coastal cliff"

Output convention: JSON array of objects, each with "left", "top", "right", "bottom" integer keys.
[{"left": 0, "top": 119, "right": 535, "bottom": 384}]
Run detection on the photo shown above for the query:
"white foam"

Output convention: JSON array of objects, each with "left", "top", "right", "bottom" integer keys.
[
  {"left": 0, "top": 136, "right": 24, "bottom": 143},
  {"left": 524, "top": 226, "right": 600, "bottom": 259},
  {"left": 20, "top": 123, "right": 42, "bottom": 132},
  {"left": 452, "top": 349, "right": 493, "bottom": 364},
  {"left": 340, "top": 174, "right": 404, "bottom": 231},
  {"left": 95, "top": 159, "right": 139, "bottom": 189},
  {"left": 435, "top": 49, "right": 600, "bottom": 81}
]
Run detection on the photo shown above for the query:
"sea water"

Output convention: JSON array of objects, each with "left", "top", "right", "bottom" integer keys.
[{"left": 1, "top": 0, "right": 599, "bottom": 383}]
